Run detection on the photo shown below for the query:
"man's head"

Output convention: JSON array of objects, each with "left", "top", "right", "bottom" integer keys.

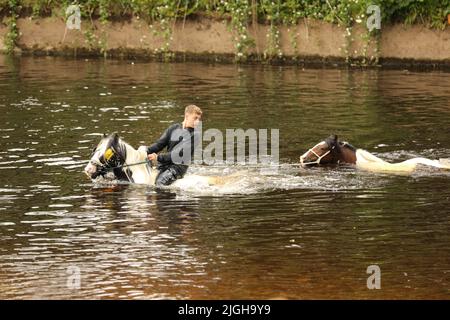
[{"left": 183, "top": 104, "right": 202, "bottom": 128}]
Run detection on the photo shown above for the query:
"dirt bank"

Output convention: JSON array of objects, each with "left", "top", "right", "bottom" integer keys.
[{"left": 1, "top": 16, "right": 449, "bottom": 67}]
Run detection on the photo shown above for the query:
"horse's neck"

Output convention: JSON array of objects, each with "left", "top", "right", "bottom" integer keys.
[
  {"left": 120, "top": 141, "right": 145, "bottom": 164},
  {"left": 340, "top": 147, "right": 357, "bottom": 164},
  {"left": 119, "top": 140, "right": 156, "bottom": 185}
]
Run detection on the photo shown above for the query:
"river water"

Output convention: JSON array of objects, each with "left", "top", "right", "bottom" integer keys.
[{"left": 0, "top": 56, "right": 449, "bottom": 299}]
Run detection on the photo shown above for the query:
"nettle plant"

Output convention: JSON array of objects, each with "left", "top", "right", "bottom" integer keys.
[
  {"left": 98, "top": 0, "right": 109, "bottom": 56},
  {"left": 3, "top": 0, "right": 20, "bottom": 53},
  {"left": 254, "top": 0, "right": 382, "bottom": 63},
  {"left": 149, "top": 0, "right": 178, "bottom": 60},
  {"left": 325, "top": 0, "right": 381, "bottom": 64},
  {"left": 259, "top": 0, "right": 282, "bottom": 60},
  {"left": 217, "top": 0, "right": 255, "bottom": 61},
  {"left": 279, "top": 2, "right": 304, "bottom": 59}
]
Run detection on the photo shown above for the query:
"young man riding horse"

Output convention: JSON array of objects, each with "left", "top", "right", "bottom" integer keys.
[{"left": 146, "top": 105, "right": 202, "bottom": 186}]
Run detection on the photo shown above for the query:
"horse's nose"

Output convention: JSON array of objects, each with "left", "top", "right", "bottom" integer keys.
[
  {"left": 299, "top": 153, "right": 306, "bottom": 164},
  {"left": 84, "top": 163, "right": 97, "bottom": 176}
]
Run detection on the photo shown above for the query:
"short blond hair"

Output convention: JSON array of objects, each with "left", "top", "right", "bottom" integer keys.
[{"left": 185, "top": 104, "right": 202, "bottom": 116}]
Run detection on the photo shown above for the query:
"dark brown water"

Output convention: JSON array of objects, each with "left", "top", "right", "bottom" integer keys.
[{"left": 0, "top": 56, "right": 449, "bottom": 299}]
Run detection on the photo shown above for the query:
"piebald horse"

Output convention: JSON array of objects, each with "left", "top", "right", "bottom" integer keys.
[
  {"left": 300, "top": 135, "right": 450, "bottom": 174},
  {"left": 84, "top": 133, "right": 240, "bottom": 186}
]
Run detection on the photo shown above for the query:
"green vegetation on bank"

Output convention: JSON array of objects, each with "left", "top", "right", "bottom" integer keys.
[{"left": 1, "top": 0, "right": 449, "bottom": 61}]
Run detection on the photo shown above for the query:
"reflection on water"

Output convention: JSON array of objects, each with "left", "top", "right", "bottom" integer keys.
[{"left": 0, "top": 56, "right": 449, "bottom": 299}]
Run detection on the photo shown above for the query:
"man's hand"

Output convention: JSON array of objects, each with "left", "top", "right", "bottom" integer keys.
[{"left": 147, "top": 153, "right": 158, "bottom": 162}]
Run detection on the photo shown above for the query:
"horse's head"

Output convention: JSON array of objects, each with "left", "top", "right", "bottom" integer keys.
[
  {"left": 84, "top": 133, "right": 125, "bottom": 180},
  {"left": 300, "top": 135, "right": 343, "bottom": 166}
]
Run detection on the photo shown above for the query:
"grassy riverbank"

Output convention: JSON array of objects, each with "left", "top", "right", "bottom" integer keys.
[{"left": 1, "top": 1, "right": 448, "bottom": 28}]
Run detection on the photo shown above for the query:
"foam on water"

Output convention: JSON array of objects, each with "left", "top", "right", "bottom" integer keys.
[
  {"left": 86, "top": 149, "right": 450, "bottom": 196},
  {"left": 89, "top": 163, "right": 389, "bottom": 196}
]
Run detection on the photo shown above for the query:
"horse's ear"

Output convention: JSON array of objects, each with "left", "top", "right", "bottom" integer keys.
[
  {"left": 112, "top": 132, "right": 119, "bottom": 142},
  {"left": 332, "top": 134, "right": 338, "bottom": 141},
  {"left": 103, "top": 133, "right": 107, "bottom": 138}
]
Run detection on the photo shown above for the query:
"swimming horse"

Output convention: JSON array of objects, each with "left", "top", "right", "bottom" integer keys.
[
  {"left": 84, "top": 133, "right": 240, "bottom": 186},
  {"left": 299, "top": 135, "right": 450, "bottom": 174}
]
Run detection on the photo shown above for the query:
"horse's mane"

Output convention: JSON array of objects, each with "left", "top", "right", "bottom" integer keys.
[
  {"left": 103, "top": 133, "right": 132, "bottom": 158},
  {"left": 324, "top": 136, "right": 357, "bottom": 153},
  {"left": 341, "top": 141, "right": 357, "bottom": 152}
]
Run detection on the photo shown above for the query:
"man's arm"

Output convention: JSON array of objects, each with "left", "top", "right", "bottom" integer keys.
[
  {"left": 146, "top": 124, "right": 175, "bottom": 154},
  {"left": 157, "top": 130, "right": 199, "bottom": 165}
]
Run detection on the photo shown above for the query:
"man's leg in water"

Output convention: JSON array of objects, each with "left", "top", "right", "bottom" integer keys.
[{"left": 155, "top": 166, "right": 180, "bottom": 187}]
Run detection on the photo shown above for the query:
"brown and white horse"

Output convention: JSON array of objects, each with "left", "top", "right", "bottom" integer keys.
[
  {"left": 300, "top": 135, "right": 450, "bottom": 174},
  {"left": 84, "top": 133, "right": 242, "bottom": 187}
]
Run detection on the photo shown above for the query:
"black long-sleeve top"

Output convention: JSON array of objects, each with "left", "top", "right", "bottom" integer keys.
[{"left": 146, "top": 123, "right": 197, "bottom": 176}]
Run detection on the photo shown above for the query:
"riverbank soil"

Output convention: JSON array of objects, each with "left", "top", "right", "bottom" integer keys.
[{"left": 1, "top": 16, "right": 449, "bottom": 67}]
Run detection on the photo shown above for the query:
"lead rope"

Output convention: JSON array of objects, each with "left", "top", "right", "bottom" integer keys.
[
  {"left": 108, "top": 146, "right": 155, "bottom": 182},
  {"left": 300, "top": 143, "right": 336, "bottom": 165}
]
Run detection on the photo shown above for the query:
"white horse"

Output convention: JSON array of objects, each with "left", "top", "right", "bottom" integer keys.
[{"left": 84, "top": 133, "right": 242, "bottom": 187}]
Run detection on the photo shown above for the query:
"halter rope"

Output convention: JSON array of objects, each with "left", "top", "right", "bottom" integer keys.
[{"left": 300, "top": 141, "right": 336, "bottom": 165}]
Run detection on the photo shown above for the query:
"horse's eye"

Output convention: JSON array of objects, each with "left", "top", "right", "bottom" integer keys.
[{"left": 104, "top": 148, "right": 115, "bottom": 161}]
